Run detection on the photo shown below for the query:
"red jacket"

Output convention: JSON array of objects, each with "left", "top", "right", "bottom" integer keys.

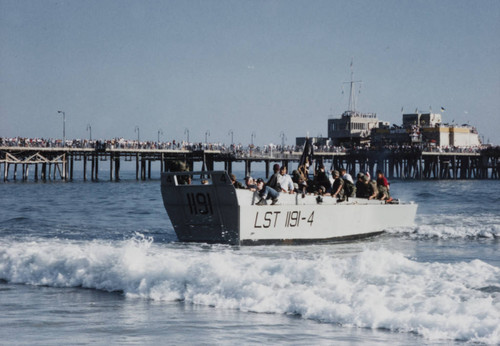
[{"left": 377, "top": 176, "right": 389, "bottom": 187}]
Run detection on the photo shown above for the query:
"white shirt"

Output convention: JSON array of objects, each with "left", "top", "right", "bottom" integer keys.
[
  {"left": 342, "top": 173, "right": 354, "bottom": 184},
  {"left": 279, "top": 174, "right": 294, "bottom": 192}
]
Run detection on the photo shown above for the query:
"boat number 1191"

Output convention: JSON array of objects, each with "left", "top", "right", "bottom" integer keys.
[{"left": 186, "top": 192, "right": 213, "bottom": 215}]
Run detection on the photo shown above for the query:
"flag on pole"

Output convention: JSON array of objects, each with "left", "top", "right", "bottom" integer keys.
[{"left": 299, "top": 138, "right": 314, "bottom": 168}]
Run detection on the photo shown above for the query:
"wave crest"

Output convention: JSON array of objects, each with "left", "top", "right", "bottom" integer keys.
[{"left": 0, "top": 238, "right": 499, "bottom": 343}]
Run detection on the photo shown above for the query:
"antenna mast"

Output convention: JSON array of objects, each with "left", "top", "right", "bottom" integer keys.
[{"left": 344, "top": 59, "right": 362, "bottom": 113}]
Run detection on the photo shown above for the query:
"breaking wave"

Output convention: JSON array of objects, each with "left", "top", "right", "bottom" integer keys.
[{"left": 1, "top": 235, "right": 499, "bottom": 343}]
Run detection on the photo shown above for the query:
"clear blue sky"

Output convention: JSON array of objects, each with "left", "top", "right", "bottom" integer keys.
[{"left": 1, "top": 0, "right": 499, "bottom": 145}]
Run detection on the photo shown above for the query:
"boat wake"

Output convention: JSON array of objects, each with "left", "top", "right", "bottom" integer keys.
[{"left": 0, "top": 235, "right": 499, "bottom": 343}]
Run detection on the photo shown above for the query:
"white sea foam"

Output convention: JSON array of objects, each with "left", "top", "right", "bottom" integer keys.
[
  {"left": 1, "top": 236, "right": 499, "bottom": 343},
  {"left": 387, "top": 214, "right": 500, "bottom": 239}
]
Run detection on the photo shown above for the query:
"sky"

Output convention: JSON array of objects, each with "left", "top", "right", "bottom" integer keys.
[{"left": 1, "top": 0, "right": 499, "bottom": 146}]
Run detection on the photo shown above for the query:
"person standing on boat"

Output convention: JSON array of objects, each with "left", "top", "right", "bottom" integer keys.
[
  {"left": 331, "top": 170, "right": 345, "bottom": 201},
  {"left": 340, "top": 168, "right": 354, "bottom": 184},
  {"left": 255, "top": 178, "right": 279, "bottom": 205},
  {"left": 295, "top": 159, "right": 310, "bottom": 196},
  {"left": 278, "top": 166, "right": 294, "bottom": 193},
  {"left": 266, "top": 163, "right": 282, "bottom": 192},
  {"left": 314, "top": 164, "right": 332, "bottom": 195},
  {"left": 172, "top": 160, "right": 191, "bottom": 185},
  {"left": 356, "top": 173, "right": 368, "bottom": 198},
  {"left": 297, "top": 159, "right": 310, "bottom": 182},
  {"left": 291, "top": 169, "right": 305, "bottom": 194},
  {"left": 376, "top": 170, "right": 392, "bottom": 202},
  {"left": 363, "top": 175, "right": 379, "bottom": 199},
  {"left": 340, "top": 168, "right": 355, "bottom": 198}
]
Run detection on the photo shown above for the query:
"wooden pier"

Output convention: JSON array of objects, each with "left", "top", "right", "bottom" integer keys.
[{"left": 1, "top": 146, "right": 499, "bottom": 182}]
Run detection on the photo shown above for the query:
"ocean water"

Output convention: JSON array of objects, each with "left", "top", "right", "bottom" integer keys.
[{"left": 1, "top": 167, "right": 499, "bottom": 345}]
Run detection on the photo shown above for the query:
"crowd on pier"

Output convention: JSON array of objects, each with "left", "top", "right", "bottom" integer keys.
[{"left": 0, "top": 136, "right": 487, "bottom": 156}]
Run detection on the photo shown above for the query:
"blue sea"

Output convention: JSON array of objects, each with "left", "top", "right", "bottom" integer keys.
[{"left": 1, "top": 163, "right": 499, "bottom": 345}]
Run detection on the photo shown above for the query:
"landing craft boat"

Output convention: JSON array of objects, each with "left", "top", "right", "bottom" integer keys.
[{"left": 160, "top": 171, "right": 418, "bottom": 245}]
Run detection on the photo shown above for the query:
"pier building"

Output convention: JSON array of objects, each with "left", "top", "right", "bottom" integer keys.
[
  {"left": 328, "top": 110, "right": 385, "bottom": 146},
  {"left": 372, "top": 112, "right": 481, "bottom": 147}
]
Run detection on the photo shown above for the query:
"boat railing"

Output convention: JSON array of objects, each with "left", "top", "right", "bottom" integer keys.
[{"left": 161, "top": 170, "right": 231, "bottom": 187}]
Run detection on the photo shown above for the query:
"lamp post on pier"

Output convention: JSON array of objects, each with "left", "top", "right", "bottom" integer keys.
[
  {"left": 184, "top": 128, "right": 190, "bottom": 143},
  {"left": 134, "top": 126, "right": 140, "bottom": 147},
  {"left": 57, "top": 111, "right": 65, "bottom": 147},
  {"left": 251, "top": 131, "right": 256, "bottom": 146},
  {"left": 158, "top": 128, "right": 163, "bottom": 143},
  {"left": 280, "top": 131, "right": 286, "bottom": 151},
  {"left": 205, "top": 130, "right": 210, "bottom": 145},
  {"left": 228, "top": 129, "right": 234, "bottom": 146},
  {"left": 86, "top": 124, "right": 92, "bottom": 141}
]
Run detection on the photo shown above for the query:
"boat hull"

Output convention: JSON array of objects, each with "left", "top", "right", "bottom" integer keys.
[{"left": 239, "top": 202, "right": 416, "bottom": 245}]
